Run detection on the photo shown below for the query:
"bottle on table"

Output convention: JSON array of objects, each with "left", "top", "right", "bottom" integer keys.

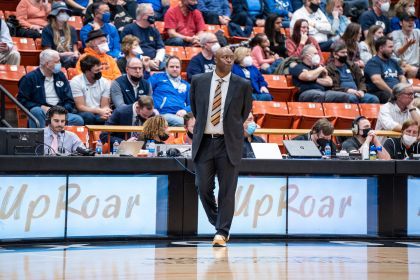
[
  {"left": 148, "top": 140, "right": 156, "bottom": 157},
  {"left": 96, "top": 140, "right": 103, "bottom": 155},
  {"left": 112, "top": 140, "right": 120, "bottom": 154},
  {"left": 324, "top": 143, "right": 331, "bottom": 159},
  {"left": 369, "top": 145, "right": 377, "bottom": 160},
  {"left": 361, "top": 142, "right": 369, "bottom": 160}
]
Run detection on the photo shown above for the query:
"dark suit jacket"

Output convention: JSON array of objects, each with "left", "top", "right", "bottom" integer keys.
[
  {"left": 100, "top": 104, "right": 133, "bottom": 144},
  {"left": 190, "top": 72, "right": 252, "bottom": 166}
]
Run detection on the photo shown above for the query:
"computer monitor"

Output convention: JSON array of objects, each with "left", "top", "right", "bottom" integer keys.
[{"left": 0, "top": 128, "right": 44, "bottom": 155}]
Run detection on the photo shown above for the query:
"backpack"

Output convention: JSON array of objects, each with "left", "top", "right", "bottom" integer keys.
[
  {"left": 274, "top": 56, "right": 302, "bottom": 75},
  {"left": 5, "top": 16, "right": 20, "bottom": 37}
]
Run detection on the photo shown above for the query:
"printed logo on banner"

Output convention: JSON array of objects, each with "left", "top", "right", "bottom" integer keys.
[
  {"left": 408, "top": 178, "right": 420, "bottom": 236},
  {"left": 0, "top": 176, "right": 67, "bottom": 239}
]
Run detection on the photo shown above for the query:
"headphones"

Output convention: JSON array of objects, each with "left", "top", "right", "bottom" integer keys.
[
  {"left": 351, "top": 116, "right": 367, "bottom": 135},
  {"left": 46, "top": 106, "right": 69, "bottom": 126}
]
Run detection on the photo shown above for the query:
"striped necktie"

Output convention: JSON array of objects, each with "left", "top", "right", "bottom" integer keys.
[{"left": 211, "top": 78, "right": 224, "bottom": 126}]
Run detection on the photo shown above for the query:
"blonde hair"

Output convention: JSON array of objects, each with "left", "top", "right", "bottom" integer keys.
[
  {"left": 365, "top": 25, "right": 383, "bottom": 55},
  {"left": 395, "top": 0, "right": 415, "bottom": 18},
  {"left": 121, "top": 35, "right": 140, "bottom": 57},
  {"left": 50, "top": 17, "right": 72, "bottom": 52},
  {"left": 142, "top": 116, "right": 168, "bottom": 140},
  {"left": 233, "top": 47, "right": 251, "bottom": 64},
  {"left": 326, "top": 0, "right": 343, "bottom": 14}
]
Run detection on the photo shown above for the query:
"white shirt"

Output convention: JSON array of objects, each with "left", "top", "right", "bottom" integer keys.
[
  {"left": 290, "top": 7, "right": 331, "bottom": 43},
  {"left": 392, "top": 29, "right": 420, "bottom": 67},
  {"left": 204, "top": 71, "right": 231, "bottom": 134},
  {"left": 44, "top": 75, "right": 59, "bottom": 106},
  {"left": 70, "top": 74, "right": 110, "bottom": 109}
]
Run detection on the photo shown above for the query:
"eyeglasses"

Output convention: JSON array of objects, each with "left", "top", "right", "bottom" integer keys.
[
  {"left": 128, "top": 66, "right": 143, "bottom": 70},
  {"left": 402, "top": 92, "right": 415, "bottom": 97}
]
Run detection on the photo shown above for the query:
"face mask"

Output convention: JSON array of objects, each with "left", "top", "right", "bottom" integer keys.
[
  {"left": 337, "top": 55, "right": 347, "bottom": 63},
  {"left": 408, "top": 7, "right": 416, "bottom": 15},
  {"left": 52, "top": 62, "right": 61, "bottom": 74},
  {"left": 373, "top": 35, "right": 382, "bottom": 41},
  {"left": 403, "top": 134, "right": 417, "bottom": 147},
  {"left": 57, "top": 13, "right": 70, "bottom": 22},
  {"left": 246, "top": 122, "right": 257, "bottom": 135},
  {"left": 210, "top": 43, "right": 221, "bottom": 54},
  {"left": 102, "top": 12, "right": 111, "bottom": 23},
  {"left": 242, "top": 56, "right": 253, "bottom": 67},
  {"left": 93, "top": 72, "right": 102, "bottom": 80},
  {"left": 309, "top": 2, "right": 319, "bottom": 12},
  {"left": 316, "top": 138, "right": 329, "bottom": 148},
  {"left": 130, "top": 75, "right": 141, "bottom": 83},
  {"left": 159, "top": 132, "right": 170, "bottom": 142},
  {"left": 361, "top": 128, "right": 371, "bottom": 138},
  {"left": 132, "top": 46, "right": 143, "bottom": 55},
  {"left": 147, "top": 15, "right": 155, "bottom": 24},
  {"left": 311, "top": 54, "right": 321, "bottom": 65},
  {"left": 97, "top": 42, "right": 110, "bottom": 54},
  {"left": 187, "top": 130, "right": 193, "bottom": 139},
  {"left": 187, "top": 4, "right": 198, "bottom": 11},
  {"left": 380, "top": 2, "right": 390, "bottom": 13}
]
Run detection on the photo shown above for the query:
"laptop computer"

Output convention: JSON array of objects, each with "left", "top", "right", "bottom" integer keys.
[
  {"left": 118, "top": 141, "right": 144, "bottom": 156},
  {"left": 283, "top": 140, "right": 322, "bottom": 158},
  {"left": 250, "top": 143, "right": 283, "bottom": 159}
]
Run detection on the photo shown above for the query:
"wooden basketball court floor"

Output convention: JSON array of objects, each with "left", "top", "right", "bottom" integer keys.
[{"left": 0, "top": 240, "right": 419, "bottom": 279}]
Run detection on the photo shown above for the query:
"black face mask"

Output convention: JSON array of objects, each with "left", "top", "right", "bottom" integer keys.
[
  {"left": 187, "top": 4, "right": 198, "bottom": 11},
  {"left": 337, "top": 55, "right": 347, "bottom": 63},
  {"left": 316, "top": 138, "right": 329, "bottom": 148},
  {"left": 187, "top": 130, "right": 193, "bottom": 139},
  {"left": 147, "top": 15, "right": 155, "bottom": 24},
  {"left": 93, "top": 72, "right": 102, "bottom": 80},
  {"left": 309, "top": 2, "right": 319, "bottom": 12},
  {"left": 159, "top": 133, "right": 170, "bottom": 142},
  {"left": 361, "top": 128, "right": 371, "bottom": 138},
  {"left": 130, "top": 75, "right": 141, "bottom": 83}
]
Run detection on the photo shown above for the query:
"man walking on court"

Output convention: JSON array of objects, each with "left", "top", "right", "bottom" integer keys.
[{"left": 190, "top": 47, "right": 253, "bottom": 247}]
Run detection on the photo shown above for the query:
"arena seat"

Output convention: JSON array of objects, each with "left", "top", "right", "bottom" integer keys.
[
  {"left": 321, "top": 52, "right": 330, "bottom": 63},
  {"left": 184, "top": 47, "right": 202, "bottom": 59},
  {"left": 252, "top": 26, "right": 264, "bottom": 35},
  {"left": 358, "top": 103, "right": 381, "bottom": 128},
  {"left": 66, "top": 68, "right": 78, "bottom": 80},
  {"left": 252, "top": 101, "right": 294, "bottom": 129},
  {"left": 322, "top": 103, "right": 360, "bottom": 129},
  {"left": 154, "top": 21, "right": 165, "bottom": 37},
  {"left": 263, "top": 74, "right": 297, "bottom": 102},
  {"left": 65, "top": 126, "right": 90, "bottom": 146},
  {"left": 12, "top": 37, "right": 41, "bottom": 66},
  {"left": 67, "top": 16, "right": 83, "bottom": 31},
  {"left": 288, "top": 102, "right": 333, "bottom": 129}
]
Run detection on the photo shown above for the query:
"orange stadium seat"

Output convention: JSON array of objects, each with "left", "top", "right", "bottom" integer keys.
[
  {"left": 358, "top": 103, "right": 380, "bottom": 128},
  {"left": 0, "top": 1, "right": 19, "bottom": 11},
  {"left": 252, "top": 26, "right": 264, "bottom": 35},
  {"left": 263, "top": 74, "right": 297, "bottom": 102},
  {"left": 206, "top": 24, "right": 221, "bottom": 33},
  {"left": 321, "top": 52, "right": 330, "bottom": 63},
  {"left": 0, "top": 65, "right": 26, "bottom": 122},
  {"left": 66, "top": 68, "right": 78, "bottom": 80},
  {"left": 67, "top": 16, "right": 83, "bottom": 31},
  {"left": 65, "top": 126, "right": 89, "bottom": 146},
  {"left": 410, "top": 78, "right": 420, "bottom": 87},
  {"left": 322, "top": 103, "right": 360, "bottom": 129},
  {"left": 288, "top": 102, "right": 333, "bottom": 129},
  {"left": 252, "top": 101, "right": 294, "bottom": 129},
  {"left": 184, "top": 47, "right": 202, "bottom": 59},
  {"left": 11, "top": 37, "right": 41, "bottom": 66},
  {"left": 153, "top": 21, "right": 165, "bottom": 36}
]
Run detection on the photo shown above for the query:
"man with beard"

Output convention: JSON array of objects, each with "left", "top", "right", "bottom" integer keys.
[
  {"left": 364, "top": 36, "right": 407, "bottom": 103},
  {"left": 172, "top": 112, "right": 195, "bottom": 144}
]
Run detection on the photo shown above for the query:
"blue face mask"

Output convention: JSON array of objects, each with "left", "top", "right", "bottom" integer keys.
[
  {"left": 102, "top": 12, "right": 111, "bottom": 23},
  {"left": 246, "top": 122, "right": 257, "bottom": 135},
  {"left": 52, "top": 63, "right": 62, "bottom": 74}
]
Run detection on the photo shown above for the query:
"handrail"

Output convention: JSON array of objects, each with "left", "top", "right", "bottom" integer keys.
[{"left": 0, "top": 84, "right": 40, "bottom": 128}]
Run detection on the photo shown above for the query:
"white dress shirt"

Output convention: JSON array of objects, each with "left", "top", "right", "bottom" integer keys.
[{"left": 204, "top": 71, "right": 231, "bottom": 134}]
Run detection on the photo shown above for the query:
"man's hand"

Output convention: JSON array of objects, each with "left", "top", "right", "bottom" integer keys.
[
  {"left": 260, "top": 86, "right": 269, "bottom": 93},
  {"left": 176, "top": 109, "right": 187, "bottom": 117},
  {"left": 41, "top": 105, "right": 50, "bottom": 113},
  {"left": 0, "top": 42, "right": 8, "bottom": 52}
]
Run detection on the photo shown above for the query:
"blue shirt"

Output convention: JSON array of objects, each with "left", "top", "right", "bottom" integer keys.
[
  {"left": 247, "top": 0, "right": 262, "bottom": 17},
  {"left": 80, "top": 23, "right": 121, "bottom": 58},
  {"left": 264, "top": 0, "right": 291, "bottom": 18},
  {"left": 290, "top": 62, "right": 326, "bottom": 95},
  {"left": 137, "top": 0, "right": 163, "bottom": 12},
  {"left": 198, "top": 0, "right": 231, "bottom": 17},
  {"left": 359, "top": 10, "right": 390, "bottom": 34},
  {"left": 41, "top": 24, "right": 78, "bottom": 51},
  {"left": 149, "top": 73, "right": 191, "bottom": 114},
  {"left": 365, "top": 55, "right": 403, "bottom": 93},
  {"left": 186, "top": 53, "right": 215, "bottom": 81},
  {"left": 121, "top": 23, "right": 164, "bottom": 59},
  {"left": 390, "top": 16, "right": 420, "bottom": 31},
  {"left": 231, "top": 64, "right": 268, "bottom": 95},
  {"left": 337, "top": 64, "right": 357, "bottom": 90},
  {"left": 75, "top": 0, "right": 89, "bottom": 8}
]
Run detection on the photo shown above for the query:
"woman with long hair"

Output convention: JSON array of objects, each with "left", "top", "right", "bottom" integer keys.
[
  {"left": 325, "top": 0, "right": 350, "bottom": 40},
  {"left": 250, "top": 33, "right": 283, "bottom": 74},
  {"left": 337, "top": 22, "right": 364, "bottom": 68},
  {"left": 41, "top": 2, "right": 79, "bottom": 68},
  {"left": 358, "top": 25, "right": 384, "bottom": 65},
  {"left": 117, "top": 35, "right": 150, "bottom": 74},
  {"left": 285, "top": 18, "right": 324, "bottom": 63},
  {"left": 264, "top": 14, "right": 287, "bottom": 57},
  {"left": 391, "top": 0, "right": 420, "bottom": 31}
]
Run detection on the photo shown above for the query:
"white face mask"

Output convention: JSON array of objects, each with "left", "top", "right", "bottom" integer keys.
[
  {"left": 57, "top": 13, "right": 70, "bottom": 22},
  {"left": 210, "top": 43, "right": 221, "bottom": 54},
  {"left": 380, "top": 2, "right": 390, "bottom": 13},
  {"left": 132, "top": 46, "right": 143, "bottom": 55},
  {"left": 97, "top": 42, "right": 110, "bottom": 54},
  {"left": 408, "top": 7, "right": 416, "bottom": 15},
  {"left": 402, "top": 134, "right": 417, "bottom": 147},
  {"left": 311, "top": 54, "right": 321, "bottom": 65},
  {"left": 242, "top": 56, "right": 253, "bottom": 67}
]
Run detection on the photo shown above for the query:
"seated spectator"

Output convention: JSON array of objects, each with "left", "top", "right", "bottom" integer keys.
[
  {"left": 375, "top": 83, "right": 420, "bottom": 134},
  {"left": 149, "top": 56, "right": 191, "bottom": 126},
  {"left": 42, "top": 2, "right": 80, "bottom": 68},
  {"left": 186, "top": 32, "right": 219, "bottom": 81},
  {"left": 359, "top": 0, "right": 391, "bottom": 38},
  {"left": 71, "top": 55, "right": 112, "bottom": 125},
  {"left": 286, "top": 19, "right": 324, "bottom": 63},
  {"left": 100, "top": 95, "right": 155, "bottom": 144},
  {"left": 44, "top": 105, "right": 85, "bottom": 155},
  {"left": 243, "top": 113, "right": 266, "bottom": 158},
  {"left": 335, "top": 22, "right": 364, "bottom": 68},
  {"left": 326, "top": 0, "right": 350, "bottom": 41},
  {"left": 16, "top": 0, "right": 51, "bottom": 38},
  {"left": 250, "top": 33, "right": 283, "bottom": 74},
  {"left": 76, "top": 29, "right": 122, "bottom": 80},
  {"left": 293, "top": 118, "right": 337, "bottom": 155},
  {"left": 173, "top": 112, "right": 195, "bottom": 145},
  {"left": 232, "top": 47, "right": 273, "bottom": 101},
  {"left": 341, "top": 115, "right": 391, "bottom": 159},
  {"left": 289, "top": 44, "right": 352, "bottom": 102},
  {"left": 358, "top": 25, "right": 384, "bottom": 65},
  {"left": 111, "top": 57, "right": 152, "bottom": 108},
  {"left": 84, "top": 0, "right": 133, "bottom": 31},
  {"left": 117, "top": 35, "right": 151, "bottom": 74},
  {"left": 65, "top": 0, "right": 92, "bottom": 16},
  {"left": 390, "top": 0, "right": 419, "bottom": 32},
  {"left": 290, "top": 0, "right": 333, "bottom": 51},
  {"left": 0, "top": 19, "right": 20, "bottom": 65},
  {"left": 164, "top": 0, "right": 206, "bottom": 46},
  {"left": 384, "top": 119, "right": 420, "bottom": 159},
  {"left": 264, "top": 0, "right": 293, "bottom": 28},
  {"left": 17, "top": 49, "right": 84, "bottom": 128},
  {"left": 80, "top": 2, "right": 121, "bottom": 58},
  {"left": 121, "top": 3, "right": 166, "bottom": 71},
  {"left": 392, "top": 12, "right": 420, "bottom": 78},
  {"left": 231, "top": 0, "right": 267, "bottom": 27},
  {"left": 136, "top": 0, "right": 168, "bottom": 21},
  {"left": 264, "top": 14, "right": 288, "bottom": 57},
  {"left": 326, "top": 41, "right": 379, "bottom": 103},
  {"left": 140, "top": 115, "right": 170, "bottom": 148},
  {"left": 198, "top": 0, "right": 231, "bottom": 25},
  {"left": 364, "top": 37, "right": 407, "bottom": 103}
]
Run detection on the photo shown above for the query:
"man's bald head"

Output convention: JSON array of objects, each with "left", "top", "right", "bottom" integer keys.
[{"left": 215, "top": 47, "right": 234, "bottom": 76}]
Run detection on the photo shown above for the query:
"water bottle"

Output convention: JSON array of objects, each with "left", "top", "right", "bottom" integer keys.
[
  {"left": 96, "top": 140, "right": 103, "bottom": 155},
  {"left": 324, "top": 143, "right": 331, "bottom": 159},
  {"left": 369, "top": 145, "right": 377, "bottom": 160},
  {"left": 361, "top": 143, "right": 369, "bottom": 160},
  {"left": 112, "top": 140, "right": 119, "bottom": 154},
  {"left": 148, "top": 140, "right": 156, "bottom": 157}
]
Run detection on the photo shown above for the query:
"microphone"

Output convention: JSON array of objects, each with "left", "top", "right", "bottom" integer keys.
[{"left": 58, "top": 130, "right": 66, "bottom": 154}]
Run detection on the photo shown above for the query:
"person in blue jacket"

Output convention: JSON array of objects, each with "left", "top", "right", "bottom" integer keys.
[
  {"left": 80, "top": 2, "right": 121, "bottom": 58},
  {"left": 232, "top": 47, "right": 273, "bottom": 101},
  {"left": 198, "top": 0, "right": 231, "bottom": 25},
  {"left": 149, "top": 56, "right": 191, "bottom": 126},
  {"left": 390, "top": 0, "right": 420, "bottom": 31},
  {"left": 264, "top": 0, "right": 294, "bottom": 28}
]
